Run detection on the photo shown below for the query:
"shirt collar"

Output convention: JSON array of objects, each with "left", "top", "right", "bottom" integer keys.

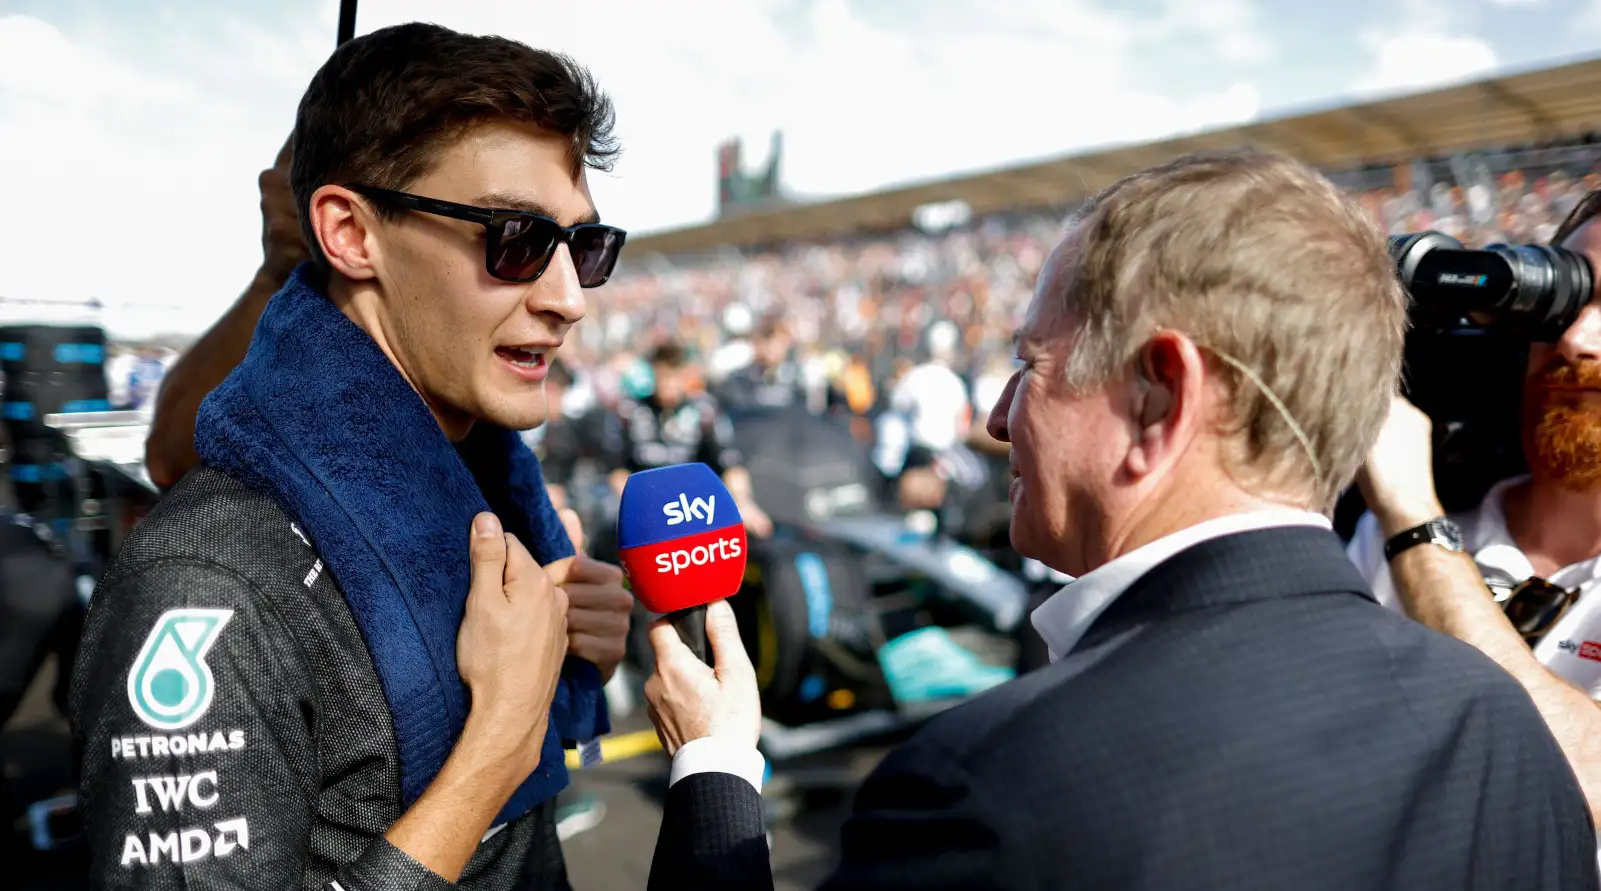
[{"left": 1029, "top": 507, "right": 1333, "bottom": 662}]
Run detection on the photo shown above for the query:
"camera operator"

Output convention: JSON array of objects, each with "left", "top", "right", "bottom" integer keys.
[{"left": 1351, "top": 190, "right": 1601, "bottom": 823}]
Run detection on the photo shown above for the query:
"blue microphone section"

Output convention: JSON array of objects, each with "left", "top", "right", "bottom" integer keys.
[{"left": 615, "top": 463, "right": 744, "bottom": 550}]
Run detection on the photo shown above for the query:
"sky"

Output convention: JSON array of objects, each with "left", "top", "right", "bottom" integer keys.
[{"left": 4, "top": 0, "right": 1601, "bottom": 337}]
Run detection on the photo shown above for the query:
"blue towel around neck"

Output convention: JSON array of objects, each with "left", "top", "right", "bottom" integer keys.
[{"left": 195, "top": 262, "right": 607, "bottom": 825}]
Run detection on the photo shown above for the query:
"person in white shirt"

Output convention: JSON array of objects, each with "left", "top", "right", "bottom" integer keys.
[
  {"left": 1350, "top": 188, "right": 1601, "bottom": 827},
  {"left": 887, "top": 320, "right": 972, "bottom": 511},
  {"left": 634, "top": 149, "right": 1598, "bottom": 891},
  {"left": 105, "top": 347, "right": 138, "bottom": 410},
  {"left": 708, "top": 302, "right": 755, "bottom": 382},
  {"left": 891, "top": 320, "right": 971, "bottom": 454}
]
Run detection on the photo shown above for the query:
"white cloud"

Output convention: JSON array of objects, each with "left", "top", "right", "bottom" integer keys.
[
  {"left": 1353, "top": 31, "right": 1499, "bottom": 95},
  {"left": 1350, "top": 0, "right": 1498, "bottom": 97},
  {"left": 0, "top": 14, "right": 191, "bottom": 108},
  {"left": 1151, "top": 0, "right": 1276, "bottom": 65},
  {"left": 0, "top": 1, "right": 1272, "bottom": 339}
]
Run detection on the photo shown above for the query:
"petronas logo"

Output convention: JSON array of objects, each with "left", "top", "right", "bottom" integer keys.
[{"left": 127, "top": 609, "right": 234, "bottom": 731}]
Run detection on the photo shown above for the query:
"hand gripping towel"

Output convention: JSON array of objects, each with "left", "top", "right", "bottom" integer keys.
[{"left": 196, "top": 262, "right": 607, "bottom": 825}]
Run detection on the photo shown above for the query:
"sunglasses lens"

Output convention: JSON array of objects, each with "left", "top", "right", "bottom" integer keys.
[
  {"left": 490, "top": 217, "right": 560, "bottom": 281},
  {"left": 570, "top": 225, "right": 624, "bottom": 287},
  {"left": 1504, "top": 581, "right": 1573, "bottom": 637}
]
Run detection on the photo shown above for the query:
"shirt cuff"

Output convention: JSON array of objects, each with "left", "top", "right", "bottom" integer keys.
[{"left": 669, "top": 736, "right": 765, "bottom": 793}]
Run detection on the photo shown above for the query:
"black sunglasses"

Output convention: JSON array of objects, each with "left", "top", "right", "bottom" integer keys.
[
  {"left": 1483, "top": 570, "right": 1580, "bottom": 642},
  {"left": 348, "top": 185, "right": 626, "bottom": 288}
]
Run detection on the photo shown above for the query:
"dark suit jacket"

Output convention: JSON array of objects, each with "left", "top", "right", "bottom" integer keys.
[{"left": 649, "top": 526, "right": 1600, "bottom": 890}]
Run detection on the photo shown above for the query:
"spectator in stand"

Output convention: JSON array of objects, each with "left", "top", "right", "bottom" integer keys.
[{"left": 580, "top": 145, "right": 1601, "bottom": 407}]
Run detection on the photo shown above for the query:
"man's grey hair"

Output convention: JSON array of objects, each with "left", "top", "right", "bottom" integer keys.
[{"left": 1051, "top": 148, "right": 1408, "bottom": 511}]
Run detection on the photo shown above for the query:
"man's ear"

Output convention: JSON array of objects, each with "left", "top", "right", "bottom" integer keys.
[
  {"left": 307, "top": 184, "right": 379, "bottom": 282},
  {"left": 1126, "top": 332, "right": 1204, "bottom": 477}
]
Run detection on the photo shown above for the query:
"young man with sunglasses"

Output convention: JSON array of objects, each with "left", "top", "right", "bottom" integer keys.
[
  {"left": 1350, "top": 191, "right": 1601, "bottom": 830},
  {"left": 70, "top": 23, "right": 633, "bottom": 891}
]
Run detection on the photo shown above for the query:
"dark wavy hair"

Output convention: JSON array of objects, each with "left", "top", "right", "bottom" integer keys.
[{"left": 290, "top": 22, "right": 619, "bottom": 267}]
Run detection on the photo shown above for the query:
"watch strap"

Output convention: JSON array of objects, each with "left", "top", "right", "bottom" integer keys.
[{"left": 1383, "top": 517, "right": 1464, "bottom": 562}]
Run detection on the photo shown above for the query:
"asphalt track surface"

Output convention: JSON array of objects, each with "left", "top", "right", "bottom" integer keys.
[{"left": 4, "top": 656, "right": 898, "bottom": 891}]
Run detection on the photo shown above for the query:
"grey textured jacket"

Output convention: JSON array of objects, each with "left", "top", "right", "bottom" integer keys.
[{"left": 69, "top": 467, "right": 570, "bottom": 891}]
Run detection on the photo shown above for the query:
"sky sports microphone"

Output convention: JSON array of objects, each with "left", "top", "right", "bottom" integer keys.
[{"left": 616, "top": 463, "right": 747, "bottom": 664}]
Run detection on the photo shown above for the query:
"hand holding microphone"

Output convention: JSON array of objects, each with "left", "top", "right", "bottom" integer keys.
[
  {"left": 644, "top": 600, "right": 761, "bottom": 757},
  {"left": 616, "top": 464, "right": 761, "bottom": 756}
]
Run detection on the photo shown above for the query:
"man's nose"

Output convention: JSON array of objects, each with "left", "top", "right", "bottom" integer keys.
[
  {"left": 527, "top": 244, "right": 587, "bottom": 325},
  {"left": 1557, "top": 304, "right": 1601, "bottom": 365},
  {"left": 986, "top": 375, "right": 1018, "bottom": 443}
]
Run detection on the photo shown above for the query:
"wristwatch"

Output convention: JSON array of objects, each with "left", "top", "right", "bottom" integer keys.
[{"left": 1383, "top": 517, "right": 1465, "bottom": 562}]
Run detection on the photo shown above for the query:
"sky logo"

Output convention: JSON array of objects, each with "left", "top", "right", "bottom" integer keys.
[{"left": 662, "top": 493, "right": 716, "bottom": 527}]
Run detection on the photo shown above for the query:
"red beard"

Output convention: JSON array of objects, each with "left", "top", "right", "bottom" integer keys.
[{"left": 1526, "top": 359, "right": 1601, "bottom": 491}]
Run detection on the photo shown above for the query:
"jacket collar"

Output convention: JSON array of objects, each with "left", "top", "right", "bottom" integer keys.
[
  {"left": 1072, "top": 524, "right": 1375, "bottom": 656},
  {"left": 1032, "top": 509, "right": 1332, "bottom": 662}
]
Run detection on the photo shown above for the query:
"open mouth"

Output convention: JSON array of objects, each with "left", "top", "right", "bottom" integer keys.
[{"left": 495, "top": 346, "right": 547, "bottom": 370}]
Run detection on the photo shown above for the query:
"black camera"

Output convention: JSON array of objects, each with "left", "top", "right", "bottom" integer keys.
[
  {"left": 1388, "top": 231, "right": 1593, "bottom": 340},
  {"left": 1336, "top": 232, "right": 1594, "bottom": 538}
]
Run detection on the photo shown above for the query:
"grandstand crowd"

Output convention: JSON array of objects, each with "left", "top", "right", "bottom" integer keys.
[{"left": 546, "top": 139, "right": 1601, "bottom": 451}]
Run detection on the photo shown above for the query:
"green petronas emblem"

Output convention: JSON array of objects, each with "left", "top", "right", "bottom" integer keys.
[{"left": 127, "top": 609, "right": 234, "bottom": 731}]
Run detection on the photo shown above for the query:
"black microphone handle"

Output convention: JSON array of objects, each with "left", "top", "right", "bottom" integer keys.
[{"left": 669, "top": 604, "right": 713, "bottom": 666}]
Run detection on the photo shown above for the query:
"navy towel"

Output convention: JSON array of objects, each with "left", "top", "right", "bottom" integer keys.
[{"left": 195, "top": 262, "right": 607, "bottom": 825}]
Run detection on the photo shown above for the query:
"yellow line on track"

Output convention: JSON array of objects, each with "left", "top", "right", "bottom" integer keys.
[{"left": 565, "top": 729, "right": 663, "bottom": 769}]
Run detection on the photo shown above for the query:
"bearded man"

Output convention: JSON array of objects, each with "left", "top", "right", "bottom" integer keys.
[{"left": 1350, "top": 188, "right": 1601, "bottom": 828}]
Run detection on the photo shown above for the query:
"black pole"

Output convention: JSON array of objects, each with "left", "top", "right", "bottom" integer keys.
[{"left": 337, "top": 0, "right": 358, "bottom": 46}]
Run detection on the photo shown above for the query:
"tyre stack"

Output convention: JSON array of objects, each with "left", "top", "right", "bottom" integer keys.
[{"left": 0, "top": 325, "right": 111, "bottom": 526}]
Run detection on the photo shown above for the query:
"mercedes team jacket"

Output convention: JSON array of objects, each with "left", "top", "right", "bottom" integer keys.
[{"left": 68, "top": 467, "right": 572, "bottom": 891}]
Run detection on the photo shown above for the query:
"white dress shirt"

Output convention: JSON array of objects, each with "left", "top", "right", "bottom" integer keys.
[{"left": 1031, "top": 508, "right": 1335, "bottom": 662}]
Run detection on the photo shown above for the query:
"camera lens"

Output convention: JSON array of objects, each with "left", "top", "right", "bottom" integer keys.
[{"left": 1390, "top": 230, "right": 1593, "bottom": 340}]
